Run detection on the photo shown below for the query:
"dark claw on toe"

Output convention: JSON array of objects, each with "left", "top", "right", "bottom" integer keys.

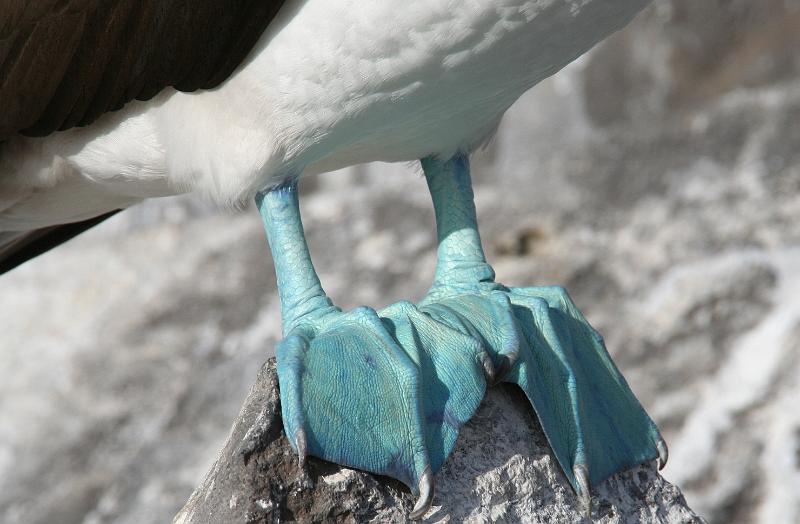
[
  {"left": 656, "top": 437, "right": 668, "bottom": 470},
  {"left": 481, "top": 353, "right": 497, "bottom": 383},
  {"left": 295, "top": 428, "right": 307, "bottom": 469},
  {"left": 573, "top": 464, "right": 592, "bottom": 517},
  {"left": 409, "top": 466, "right": 434, "bottom": 520},
  {"left": 493, "top": 353, "right": 517, "bottom": 383}
]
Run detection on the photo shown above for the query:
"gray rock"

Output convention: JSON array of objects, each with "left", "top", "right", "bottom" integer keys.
[{"left": 175, "top": 360, "right": 701, "bottom": 523}]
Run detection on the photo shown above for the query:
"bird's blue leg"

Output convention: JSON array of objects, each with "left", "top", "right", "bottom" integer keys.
[
  {"left": 257, "top": 182, "right": 489, "bottom": 519},
  {"left": 257, "top": 183, "right": 338, "bottom": 336},
  {"left": 417, "top": 154, "right": 667, "bottom": 514}
]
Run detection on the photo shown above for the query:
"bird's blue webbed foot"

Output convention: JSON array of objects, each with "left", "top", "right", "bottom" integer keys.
[
  {"left": 257, "top": 184, "right": 489, "bottom": 519},
  {"left": 421, "top": 285, "right": 665, "bottom": 513},
  {"left": 276, "top": 303, "right": 489, "bottom": 518},
  {"left": 417, "top": 155, "right": 666, "bottom": 514},
  {"left": 504, "top": 286, "right": 665, "bottom": 495}
]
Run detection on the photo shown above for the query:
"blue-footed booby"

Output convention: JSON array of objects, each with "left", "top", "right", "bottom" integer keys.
[{"left": 0, "top": 0, "right": 665, "bottom": 518}]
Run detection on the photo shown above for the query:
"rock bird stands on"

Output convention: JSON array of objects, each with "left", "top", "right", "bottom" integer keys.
[{"left": 1, "top": 0, "right": 667, "bottom": 518}]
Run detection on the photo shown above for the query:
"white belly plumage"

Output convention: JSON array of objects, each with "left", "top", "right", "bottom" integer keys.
[{"left": 0, "top": 0, "right": 648, "bottom": 230}]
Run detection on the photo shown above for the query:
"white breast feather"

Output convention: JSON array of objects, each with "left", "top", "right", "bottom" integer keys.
[{"left": 0, "top": 0, "right": 649, "bottom": 229}]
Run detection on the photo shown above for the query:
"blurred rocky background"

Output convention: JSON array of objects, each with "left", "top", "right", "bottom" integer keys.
[{"left": 2, "top": 1, "right": 799, "bottom": 522}]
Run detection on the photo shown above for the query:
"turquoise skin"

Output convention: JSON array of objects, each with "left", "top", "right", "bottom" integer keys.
[{"left": 256, "top": 154, "right": 665, "bottom": 519}]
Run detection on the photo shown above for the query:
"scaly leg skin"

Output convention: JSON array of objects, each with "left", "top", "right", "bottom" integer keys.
[{"left": 256, "top": 156, "right": 666, "bottom": 520}]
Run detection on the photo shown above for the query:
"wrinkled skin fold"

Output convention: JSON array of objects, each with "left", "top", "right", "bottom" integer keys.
[{"left": 257, "top": 154, "right": 664, "bottom": 518}]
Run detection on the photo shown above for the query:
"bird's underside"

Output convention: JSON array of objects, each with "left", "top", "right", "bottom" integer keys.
[{"left": 0, "top": 0, "right": 664, "bottom": 519}]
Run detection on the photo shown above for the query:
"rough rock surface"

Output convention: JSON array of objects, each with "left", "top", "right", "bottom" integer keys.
[{"left": 175, "top": 360, "right": 699, "bottom": 524}]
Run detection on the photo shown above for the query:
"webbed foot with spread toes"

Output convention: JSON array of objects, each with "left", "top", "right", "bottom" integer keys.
[{"left": 256, "top": 154, "right": 664, "bottom": 519}]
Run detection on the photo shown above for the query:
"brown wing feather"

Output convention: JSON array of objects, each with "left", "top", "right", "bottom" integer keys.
[
  {"left": 0, "top": 0, "right": 287, "bottom": 140},
  {"left": 0, "top": 211, "right": 120, "bottom": 275}
]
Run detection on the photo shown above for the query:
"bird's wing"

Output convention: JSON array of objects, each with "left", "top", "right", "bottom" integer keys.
[
  {"left": 0, "top": 0, "right": 287, "bottom": 274},
  {"left": 1, "top": 0, "right": 287, "bottom": 140},
  {"left": 0, "top": 211, "right": 119, "bottom": 274}
]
